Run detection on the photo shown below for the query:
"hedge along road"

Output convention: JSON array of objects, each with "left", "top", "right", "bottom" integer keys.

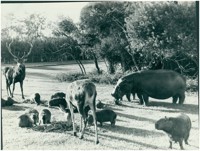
[{"left": 1, "top": 63, "right": 199, "bottom": 150}]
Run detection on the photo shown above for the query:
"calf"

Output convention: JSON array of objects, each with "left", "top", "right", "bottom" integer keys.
[
  {"left": 155, "top": 114, "right": 191, "bottom": 150},
  {"left": 66, "top": 79, "right": 99, "bottom": 144}
]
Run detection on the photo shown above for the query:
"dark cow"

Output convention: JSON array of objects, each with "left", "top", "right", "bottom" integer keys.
[
  {"left": 111, "top": 70, "right": 186, "bottom": 105},
  {"left": 155, "top": 114, "right": 191, "bottom": 150}
]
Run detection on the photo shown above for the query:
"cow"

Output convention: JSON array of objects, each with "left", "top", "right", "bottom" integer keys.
[
  {"left": 111, "top": 70, "right": 186, "bottom": 106},
  {"left": 155, "top": 114, "right": 191, "bottom": 150},
  {"left": 65, "top": 79, "right": 99, "bottom": 144}
]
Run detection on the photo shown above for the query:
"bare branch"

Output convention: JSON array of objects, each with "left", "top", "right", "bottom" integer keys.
[
  {"left": 6, "top": 39, "right": 18, "bottom": 59},
  {"left": 21, "top": 42, "right": 33, "bottom": 59}
]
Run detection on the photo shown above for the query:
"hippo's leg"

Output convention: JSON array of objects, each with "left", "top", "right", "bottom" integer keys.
[
  {"left": 178, "top": 93, "right": 185, "bottom": 104},
  {"left": 172, "top": 95, "right": 178, "bottom": 104},
  {"left": 100, "top": 122, "right": 103, "bottom": 127},
  {"left": 132, "top": 92, "right": 136, "bottom": 100},
  {"left": 169, "top": 140, "right": 173, "bottom": 149},
  {"left": 111, "top": 119, "right": 116, "bottom": 127},
  {"left": 143, "top": 94, "right": 149, "bottom": 106},
  {"left": 178, "top": 140, "right": 184, "bottom": 150},
  {"left": 126, "top": 93, "right": 131, "bottom": 102},
  {"left": 184, "top": 133, "right": 190, "bottom": 145},
  {"left": 137, "top": 93, "right": 143, "bottom": 105}
]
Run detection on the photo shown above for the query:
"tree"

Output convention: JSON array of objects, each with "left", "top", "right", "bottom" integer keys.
[
  {"left": 1, "top": 14, "right": 47, "bottom": 63},
  {"left": 80, "top": 2, "right": 136, "bottom": 73},
  {"left": 125, "top": 2, "right": 198, "bottom": 76},
  {"left": 52, "top": 17, "right": 86, "bottom": 74}
]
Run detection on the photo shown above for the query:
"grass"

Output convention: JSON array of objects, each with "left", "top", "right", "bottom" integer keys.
[{"left": 1, "top": 63, "right": 199, "bottom": 150}]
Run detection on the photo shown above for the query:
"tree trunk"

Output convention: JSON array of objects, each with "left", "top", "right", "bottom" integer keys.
[
  {"left": 78, "top": 59, "right": 86, "bottom": 74},
  {"left": 107, "top": 59, "right": 115, "bottom": 74},
  {"left": 93, "top": 54, "right": 101, "bottom": 74},
  {"left": 120, "top": 52, "right": 130, "bottom": 72}
]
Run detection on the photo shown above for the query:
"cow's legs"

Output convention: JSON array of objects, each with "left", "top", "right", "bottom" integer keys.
[
  {"left": 79, "top": 111, "right": 87, "bottom": 139},
  {"left": 68, "top": 102, "right": 77, "bottom": 136},
  {"left": 20, "top": 81, "right": 25, "bottom": 99},
  {"left": 88, "top": 94, "right": 99, "bottom": 144}
]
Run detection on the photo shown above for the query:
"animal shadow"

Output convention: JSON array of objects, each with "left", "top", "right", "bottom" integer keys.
[
  {"left": 148, "top": 101, "right": 198, "bottom": 114},
  {"left": 2, "top": 104, "right": 30, "bottom": 111}
]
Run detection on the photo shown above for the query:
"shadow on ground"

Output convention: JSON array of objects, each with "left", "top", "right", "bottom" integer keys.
[
  {"left": 117, "top": 101, "right": 198, "bottom": 115},
  {"left": 2, "top": 104, "right": 30, "bottom": 111}
]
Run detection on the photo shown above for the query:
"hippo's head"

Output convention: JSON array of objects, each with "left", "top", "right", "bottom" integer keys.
[
  {"left": 111, "top": 79, "right": 128, "bottom": 103},
  {"left": 155, "top": 116, "right": 173, "bottom": 131}
]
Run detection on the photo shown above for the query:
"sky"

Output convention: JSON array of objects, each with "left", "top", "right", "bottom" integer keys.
[{"left": 1, "top": 2, "right": 89, "bottom": 29}]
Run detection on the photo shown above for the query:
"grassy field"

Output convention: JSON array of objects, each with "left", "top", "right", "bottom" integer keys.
[{"left": 1, "top": 62, "right": 199, "bottom": 150}]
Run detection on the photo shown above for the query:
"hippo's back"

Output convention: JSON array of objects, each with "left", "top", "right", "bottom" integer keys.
[{"left": 131, "top": 70, "right": 186, "bottom": 99}]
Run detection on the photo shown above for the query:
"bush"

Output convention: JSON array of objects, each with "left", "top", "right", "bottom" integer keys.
[
  {"left": 55, "top": 70, "right": 124, "bottom": 85},
  {"left": 55, "top": 73, "right": 88, "bottom": 82},
  {"left": 186, "top": 77, "right": 198, "bottom": 92}
]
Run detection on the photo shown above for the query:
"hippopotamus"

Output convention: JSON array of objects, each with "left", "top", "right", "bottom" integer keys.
[
  {"left": 155, "top": 114, "right": 191, "bottom": 150},
  {"left": 111, "top": 70, "right": 186, "bottom": 105}
]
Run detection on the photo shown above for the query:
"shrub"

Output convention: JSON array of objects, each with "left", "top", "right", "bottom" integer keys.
[
  {"left": 186, "top": 77, "right": 198, "bottom": 92},
  {"left": 55, "top": 73, "right": 88, "bottom": 82},
  {"left": 55, "top": 70, "right": 124, "bottom": 85}
]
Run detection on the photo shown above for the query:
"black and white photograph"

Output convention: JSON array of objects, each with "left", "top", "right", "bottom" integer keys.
[{"left": 1, "top": 1, "right": 199, "bottom": 150}]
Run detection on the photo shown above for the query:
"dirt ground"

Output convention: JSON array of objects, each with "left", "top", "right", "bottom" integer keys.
[{"left": 1, "top": 63, "right": 199, "bottom": 150}]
